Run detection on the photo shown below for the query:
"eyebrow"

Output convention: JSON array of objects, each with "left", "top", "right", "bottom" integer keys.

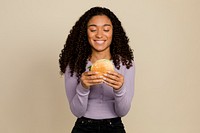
[{"left": 88, "top": 24, "right": 112, "bottom": 27}]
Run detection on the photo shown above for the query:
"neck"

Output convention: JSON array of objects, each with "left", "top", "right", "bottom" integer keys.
[{"left": 90, "top": 52, "right": 111, "bottom": 64}]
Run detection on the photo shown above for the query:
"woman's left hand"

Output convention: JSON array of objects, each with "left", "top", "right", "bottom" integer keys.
[{"left": 103, "top": 71, "right": 124, "bottom": 90}]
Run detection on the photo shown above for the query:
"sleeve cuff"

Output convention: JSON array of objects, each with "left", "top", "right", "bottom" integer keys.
[
  {"left": 76, "top": 83, "right": 90, "bottom": 96},
  {"left": 113, "top": 84, "right": 126, "bottom": 97}
]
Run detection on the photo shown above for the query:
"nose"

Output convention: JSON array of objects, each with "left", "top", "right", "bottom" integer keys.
[{"left": 96, "top": 30, "right": 103, "bottom": 38}]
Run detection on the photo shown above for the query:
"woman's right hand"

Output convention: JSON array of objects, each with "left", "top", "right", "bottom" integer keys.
[{"left": 80, "top": 71, "right": 103, "bottom": 89}]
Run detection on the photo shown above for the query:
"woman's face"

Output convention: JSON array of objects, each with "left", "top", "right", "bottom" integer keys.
[{"left": 87, "top": 15, "right": 113, "bottom": 53}]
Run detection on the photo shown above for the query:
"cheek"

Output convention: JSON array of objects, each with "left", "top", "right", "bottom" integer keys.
[
  {"left": 107, "top": 31, "right": 113, "bottom": 37},
  {"left": 107, "top": 32, "right": 113, "bottom": 40},
  {"left": 87, "top": 33, "right": 93, "bottom": 45},
  {"left": 87, "top": 30, "right": 91, "bottom": 37},
  {"left": 87, "top": 32, "right": 95, "bottom": 39}
]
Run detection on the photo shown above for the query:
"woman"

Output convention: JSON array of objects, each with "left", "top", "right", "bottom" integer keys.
[{"left": 59, "top": 6, "right": 135, "bottom": 133}]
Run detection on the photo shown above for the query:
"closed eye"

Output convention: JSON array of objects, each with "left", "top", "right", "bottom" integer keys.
[
  {"left": 104, "top": 30, "right": 110, "bottom": 32},
  {"left": 90, "top": 29, "right": 96, "bottom": 32}
]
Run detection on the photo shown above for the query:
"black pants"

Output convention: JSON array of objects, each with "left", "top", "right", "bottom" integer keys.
[{"left": 71, "top": 117, "right": 126, "bottom": 133}]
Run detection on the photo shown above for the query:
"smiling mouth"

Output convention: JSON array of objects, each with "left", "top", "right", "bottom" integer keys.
[{"left": 95, "top": 40, "right": 105, "bottom": 44}]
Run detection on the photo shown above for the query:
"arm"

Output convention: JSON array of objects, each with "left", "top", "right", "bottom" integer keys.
[
  {"left": 114, "top": 62, "right": 135, "bottom": 116},
  {"left": 64, "top": 66, "right": 90, "bottom": 118}
]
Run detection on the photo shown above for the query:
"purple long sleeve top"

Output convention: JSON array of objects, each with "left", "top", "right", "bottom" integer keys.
[{"left": 64, "top": 60, "right": 135, "bottom": 119}]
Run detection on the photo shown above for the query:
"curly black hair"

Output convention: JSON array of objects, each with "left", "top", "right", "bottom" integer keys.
[{"left": 59, "top": 6, "right": 134, "bottom": 82}]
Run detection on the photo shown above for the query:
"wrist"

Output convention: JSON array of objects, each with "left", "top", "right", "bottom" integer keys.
[{"left": 81, "top": 81, "right": 90, "bottom": 89}]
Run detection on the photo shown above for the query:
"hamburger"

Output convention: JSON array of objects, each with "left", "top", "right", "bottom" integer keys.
[{"left": 90, "top": 59, "right": 114, "bottom": 76}]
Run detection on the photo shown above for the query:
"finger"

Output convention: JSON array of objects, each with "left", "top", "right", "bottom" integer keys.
[
  {"left": 81, "top": 78, "right": 103, "bottom": 88},
  {"left": 103, "top": 75, "right": 123, "bottom": 89},
  {"left": 86, "top": 75, "right": 103, "bottom": 80},
  {"left": 88, "top": 79, "right": 103, "bottom": 84},
  {"left": 103, "top": 73, "right": 120, "bottom": 82},
  {"left": 103, "top": 76, "right": 119, "bottom": 85},
  {"left": 107, "top": 71, "right": 121, "bottom": 77},
  {"left": 83, "top": 71, "right": 99, "bottom": 76},
  {"left": 88, "top": 71, "right": 100, "bottom": 76},
  {"left": 103, "top": 80, "right": 121, "bottom": 90}
]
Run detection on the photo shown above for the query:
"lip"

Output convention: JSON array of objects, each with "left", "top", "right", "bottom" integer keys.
[{"left": 94, "top": 40, "right": 106, "bottom": 44}]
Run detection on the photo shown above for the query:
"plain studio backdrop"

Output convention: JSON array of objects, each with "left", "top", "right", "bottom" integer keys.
[{"left": 0, "top": 0, "right": 200, "bottom": 133}]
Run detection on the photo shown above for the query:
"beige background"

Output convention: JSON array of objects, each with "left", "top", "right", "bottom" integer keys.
[{"left": 1, "top": 0, "right": 200, "bottom": 133}]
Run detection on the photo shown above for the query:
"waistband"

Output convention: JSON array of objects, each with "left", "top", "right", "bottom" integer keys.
[{"left": 77, "top": 117, "right": 122, "bottom": 125}]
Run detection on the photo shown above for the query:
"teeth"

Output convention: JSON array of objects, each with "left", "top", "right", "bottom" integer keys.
[{"left": 95, "top": 40, "right": 104, "bottom": 44}]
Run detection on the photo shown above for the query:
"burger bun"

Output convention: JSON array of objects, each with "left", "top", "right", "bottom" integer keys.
[{"left": 91, "top": 59, "right": 114, "bottom": 76}]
